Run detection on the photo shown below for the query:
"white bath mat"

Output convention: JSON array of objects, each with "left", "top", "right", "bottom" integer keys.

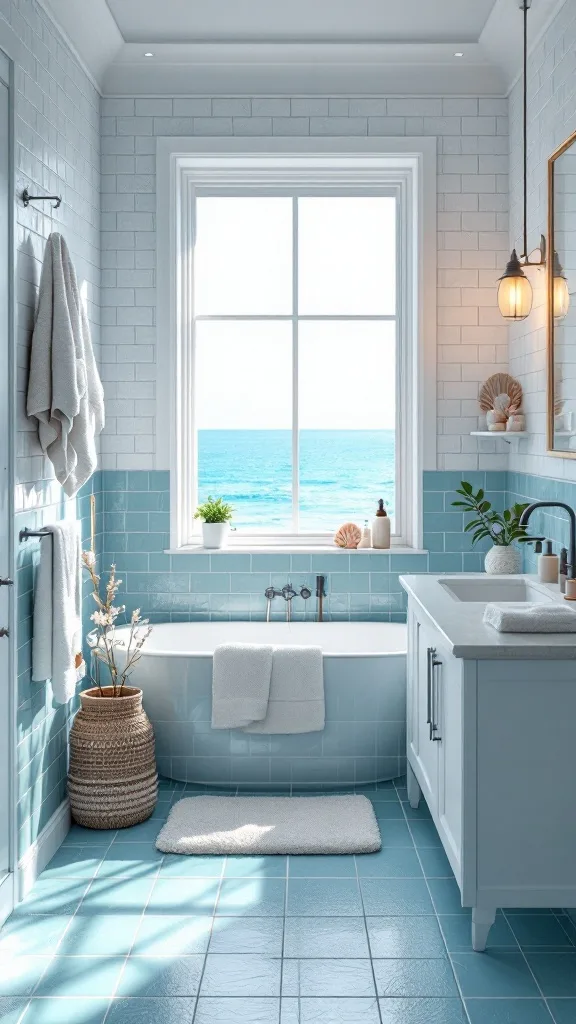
[{"left": 155, "top": 795, "right": 381, "bottom": 855}]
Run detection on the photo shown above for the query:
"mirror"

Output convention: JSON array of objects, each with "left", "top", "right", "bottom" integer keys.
[{"left": 548, "top": 129, "right": 576, "bottom": 455}]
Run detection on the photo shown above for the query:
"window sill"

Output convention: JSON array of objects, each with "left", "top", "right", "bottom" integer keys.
[{"left": 165, "top": 546, "right": 428, "bottom": 556}]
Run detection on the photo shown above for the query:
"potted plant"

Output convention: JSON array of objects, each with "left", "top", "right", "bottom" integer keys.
[
  {"left": 195, "top": 496, "right": 234, "bottom": 549},
  {"left": 452, "top": 481, "right": 531, "bottom": 574},
  {"left": 67, "top": 553, "right": 158, "bottom": 830}
]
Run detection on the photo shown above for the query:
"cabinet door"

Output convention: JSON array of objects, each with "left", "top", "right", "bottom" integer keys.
[
  {"left": 407, "top": 611, "right": 439, "bottom": 814},
  {"left": 434, "top": 640, "right": 463, "bottom": 871}
]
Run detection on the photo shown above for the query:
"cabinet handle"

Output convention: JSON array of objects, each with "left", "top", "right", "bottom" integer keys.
[
  {"left": 426, "top": 647, "right": 435, "bottom": 739},
  {"left": 431, "top": 655, "right": 442, "bottom": 741}
]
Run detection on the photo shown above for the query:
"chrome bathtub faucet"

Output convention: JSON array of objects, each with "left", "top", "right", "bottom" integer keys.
[{"left": 264, "top": 582, "right": 313, "bottom": 622}]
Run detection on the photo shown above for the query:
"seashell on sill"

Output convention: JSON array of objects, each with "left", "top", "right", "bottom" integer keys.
[
  {"left": 334, "top": 522, "right": 362, "bottom": 549},
  {"left": 479, "top": 373, "right": 523, "bottom": 414}
]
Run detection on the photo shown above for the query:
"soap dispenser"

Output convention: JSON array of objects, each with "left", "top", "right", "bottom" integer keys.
[
  {"left": 539, "top": 540, "right": 559, "bottom": 584},
  {"left": 372, "top": 499, "right": 391, "bottom": 549},
  {"left": 358, "top": 520, "right": 372, "bottom": 549}
]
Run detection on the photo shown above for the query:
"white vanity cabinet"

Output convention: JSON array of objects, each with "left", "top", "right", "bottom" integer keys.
[{"left": 405, "top": 596, "right": 576, "bottom": 952}]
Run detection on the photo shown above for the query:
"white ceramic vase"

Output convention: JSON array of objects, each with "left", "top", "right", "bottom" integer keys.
[
  {"left": 202, "top": 522, "right": 229, "bottom": 549},
  {"left": 484, "top": 544, "right": 522, "bottom": 575}
]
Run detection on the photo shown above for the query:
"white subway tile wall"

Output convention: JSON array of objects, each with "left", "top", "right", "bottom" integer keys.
[
  {"left": 508, "top": 0, "right": 576, "bottom": 481},
  {"left": 100, "top": 94, "right": 510, "bottom": 474}
]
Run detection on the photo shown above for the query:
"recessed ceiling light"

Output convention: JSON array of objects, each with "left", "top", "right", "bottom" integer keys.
[
  {"left": 454, "top": 51, "right": 464, "bottom": 57},
  {"left": 144, "top": 51, "right": 154, "bottom": 57}
]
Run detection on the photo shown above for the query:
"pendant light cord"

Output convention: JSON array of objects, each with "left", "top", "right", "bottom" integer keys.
[{"left": 522, "top": 0, "right": 528, "bottom": 261}]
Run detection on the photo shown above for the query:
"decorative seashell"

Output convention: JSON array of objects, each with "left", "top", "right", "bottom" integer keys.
[
  {"left": 334, "top": 522, "right": 361, "bottom": 549},
  {"left": 486, "top": 409, "right": 507, "bottom": 430},
  {"left": 479, "top": 373, "right": 523, "bottom": 415},
  {"left": 506, "top": 413, "right": 526, "bottom": 432}
]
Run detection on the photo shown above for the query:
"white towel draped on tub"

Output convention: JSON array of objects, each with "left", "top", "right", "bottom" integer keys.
[
  {"left": 32, "top": 522, "right": 85, "bottom": 704},
  {"left": 211, "top": 643, "right": 325, "bottom": 734},
  {"left": 27, "top": 233, "right": 104, "bottom": 497},
  {"left": 244, "top": 646, "right": 325, "bottom": 735},
  {"left": 211, "top": 643, "right": 273, "bottom": 729}
]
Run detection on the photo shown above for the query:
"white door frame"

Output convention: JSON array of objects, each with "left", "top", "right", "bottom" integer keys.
[{"left": 0, "top": 20, "right": 19, "bottom": 929}]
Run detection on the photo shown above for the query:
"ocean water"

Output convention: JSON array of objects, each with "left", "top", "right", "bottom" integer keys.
[{"left": 198, "top": 429, "right": 395, "bottom": 532}]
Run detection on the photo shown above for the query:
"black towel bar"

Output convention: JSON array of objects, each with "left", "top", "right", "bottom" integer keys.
[{"left": 19, "top": 527, "right": 51, "bottom": 542}]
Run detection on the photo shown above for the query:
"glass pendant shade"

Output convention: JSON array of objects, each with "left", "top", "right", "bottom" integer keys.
[{"left": 497, "top": 250, "right": 533, "bottom": 321}]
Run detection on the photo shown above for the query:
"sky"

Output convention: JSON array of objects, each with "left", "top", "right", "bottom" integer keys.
[{"left": 193, "top": 195, "right": 397, "bottom": 431}]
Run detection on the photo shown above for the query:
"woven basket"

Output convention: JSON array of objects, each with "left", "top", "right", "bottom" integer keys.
[{"left": 68, "top": 685, "right": 158, "bottom": 830}]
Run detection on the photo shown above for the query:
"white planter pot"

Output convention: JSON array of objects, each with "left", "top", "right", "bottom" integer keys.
[
  {"left": 201, "top": 522, "right": 229, "bottom": 549},
  {"left": 484, "top": 544, "right": 522, "bottom": 575}
]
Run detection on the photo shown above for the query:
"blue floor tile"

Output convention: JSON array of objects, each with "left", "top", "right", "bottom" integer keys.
[
  {"left": 112, "top": 821, "right": 162, "bottom": 843},
  {"left": 465, "top": 998, "right": 555, "bottom": 1024},
  {"left": 418, "top": 846, "right": 454, "bottom": 878},
  {"left": 42, "top": 846, "right": 105, "bottom": 879},
  {"left": 80, "top": 879, "right": 154, "bottom": 916},
  {"left": 506, "top": 914, "right": 575, "bottom": 949},
  {"left": 451, "top": 951, "right": 540, "bottom": 998},
  {"left": 56, "top": 914, "right": 140, "bottom": 956},
  {"left": 63, "top": 826, "right": 116, "bottom": 846},
  {"left": 160, "top": 855, "right": 225, "bottom": 878},
  {"left": 401, "top": 800, "right": 432, "bottom": 820},
  {"left": 0, "top": 916, "right": 70, "bottom": 956},
  {"left": 366, "top": 916, "right": 447, "bottom": 958},
  {"left": 360, "top": 878, "right": 434, "bottom": 916},
  {"left": 106, "top": 998, "right": 195, "bottom": 1024},
  {"left": 281, "top": 996, "right": 381, "bottom": 1023},
  {"left": 427, "top": 878, "right": 467, "bottom": 915},
  {"left": 288, "top": 856, "right": 356, "bottom": 878},
  {"left": 281, "top": 958, "right": 376, "bottom": 997},
  {"left": 378, "top": 997, "right": 467, "bottom": 1023},
  {"left": 0, "top": 999, "right": 28, "bottom": 1024},
  {"left": 146, "top": 879, "right": 220, "bottom": 916},
  {"left": 118, "top": 956, "right": 205, "bottom": 997},
  {"left": 548, "top": 999, "right": 576, "bottom": 1023},
  {"left": 200, "top": 954, "right": 281, "bottom": 996},
  {"left": 373, "top": 957, "right": 459, "bottom": 996},
  {"left": 34, "top": 956, "right": 125, "bottom": 997},
  {"left": 216, "top": 879, "right": 286, "bottom": 917},
  {"left": 373, "top": 822, "right": 413, "bottom": 847},
  {"left": 21, "top": 998, "right": 110, "bottom": 1023},
  {"left": 96, "top": 844, "right": 164, "bottom": 879},
  {"left": 209, "top": 916, "right": 284, "bottom": 955},
  {"left": 356, "top": 848, "right": 422, "bottom": 878},
  {"left": 224, "top": 857, "right": 286, "bottom": 878},
  {"left": 132, "top": 915, "right": 213, "bottom": 955},
  {"left": 372, "top": 803, "right": 405, "bottom": 820},
  {"left": 195, "top": 997, "right": 280, "bottom": 1024},
  {"left": 408, "top": 820, "right": 443, "bottom": 847},
  {"left": 525, "top": 953, "right": 576, "bottom": 996},
  {"left": 440, "top": 913, "right": 517, "bottom": 952},
  {"left": 283, "top": 917, "right": 370, "bottom": 958},
  {"left": 0, "top": 956, "right": 51, "bottom": 996},
  {"left": 14, "top": 880, "right": 88, "bottom": 916},
  {"left": 286, "top": 878, "right": 363, "bottom": 916}
]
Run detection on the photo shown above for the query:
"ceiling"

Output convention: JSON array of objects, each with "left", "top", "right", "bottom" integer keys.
[
  {"left": 105, "top": 0, "right": 499, "bottom": 45},
  {"left": 40, "top": 0, "right": 566, "bottom": 95}
]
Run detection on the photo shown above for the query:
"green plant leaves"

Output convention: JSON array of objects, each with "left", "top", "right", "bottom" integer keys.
[{"left": 451, "top": 480, "right": 530, "bottom": 549}]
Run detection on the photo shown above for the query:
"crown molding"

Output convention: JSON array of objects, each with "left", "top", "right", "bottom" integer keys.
[
  {"left": 35, "top": 0, "right": 122, "bottom": 90},
  {"left": 104, "top": 41, "right": 508, "bottom": 96},
  {"left": 480, "top": 0, "right": 567, "bottom": 95}
]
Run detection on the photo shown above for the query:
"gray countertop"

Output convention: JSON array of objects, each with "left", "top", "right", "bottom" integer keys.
[{"left": 399, "top": 573, "right": 576, "bottom": 660}]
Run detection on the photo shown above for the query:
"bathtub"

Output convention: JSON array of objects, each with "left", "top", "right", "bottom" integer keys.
[{"left": 115, "top": 621, "right": 407, "bottom": 788}]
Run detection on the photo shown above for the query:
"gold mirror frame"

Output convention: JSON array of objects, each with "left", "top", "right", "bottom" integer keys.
[{"left": 547, "top": 128, "right": 576, "bottom": 457}]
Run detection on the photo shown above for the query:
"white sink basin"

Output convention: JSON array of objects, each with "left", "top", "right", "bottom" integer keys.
[{"left": 439, "top": 577, "right": 555, "bottom": 604}]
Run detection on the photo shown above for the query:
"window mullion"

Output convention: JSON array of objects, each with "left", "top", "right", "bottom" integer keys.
[{"left": 292, "top": 196, "right": 299, "bottom": 535}]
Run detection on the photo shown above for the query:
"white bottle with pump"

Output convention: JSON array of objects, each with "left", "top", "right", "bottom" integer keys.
[
  {"left": 372, "top": 499, "right": 391, "bottom": 549},
  {"left": 358, "top": 520, "right": 372, "bottom": 549},
  {"left": 539, "top": 540, "right": 559, "bottom": 584}
]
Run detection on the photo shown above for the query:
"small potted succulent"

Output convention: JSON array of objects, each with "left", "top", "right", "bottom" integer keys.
[
  {"left": 195, "top": 496, "right": 234, "bottom": 549},
  {"left": 453, "top": 481, "right": 531, "bottom": 574}
]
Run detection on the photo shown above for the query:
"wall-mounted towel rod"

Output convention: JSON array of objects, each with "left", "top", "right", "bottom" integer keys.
[
  {"left": 22, "top": 188, "right": 62, "bottom": 209},
  {"left": 19, "top": 527, "right": 51, "bottom": 543}
]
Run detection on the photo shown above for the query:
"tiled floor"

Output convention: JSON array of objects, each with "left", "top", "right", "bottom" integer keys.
[{"left": 1, "top": 777, "right": 576, "bottom": 1023}]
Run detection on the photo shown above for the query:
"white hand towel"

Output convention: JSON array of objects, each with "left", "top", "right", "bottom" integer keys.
[
  {"left": 483, "top": 602, "right": 576, "bottom": 633},
  {"left": 32, "top": 522, "right": 85, "bottom": 703},
  {"left": 245, "top": 646, "right": 325, "bottom": 734},
  {"left": 27, "top": 233, "right": 104, "bottom": 497},
  {"left": 211, "top": 643, "right": 273, "bottom": 729}
]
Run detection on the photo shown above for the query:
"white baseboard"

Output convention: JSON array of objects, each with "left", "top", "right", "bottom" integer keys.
[{"left": 17, "top": 798, "right": 71, "bottom": 901}]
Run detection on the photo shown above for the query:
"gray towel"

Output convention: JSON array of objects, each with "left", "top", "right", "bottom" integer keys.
[
  {"left": 27, "top": 233, "right": 104, "bottom": 497},
  {"left": 211, "top": 643, "right": 273, "bottom": 729},
  {"left": 31, "top": 521, "right": 85, "bottom": 703},
  {"left": 244, "top": 646, "right": 325, "bottom": 734},
  {"left": 483, "top": 602, "right": 576, "bottom": 633}
]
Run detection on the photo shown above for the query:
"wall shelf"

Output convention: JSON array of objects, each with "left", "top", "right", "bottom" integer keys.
[{"left": 470, "top": 431, "right": 528, "bottom": 445}]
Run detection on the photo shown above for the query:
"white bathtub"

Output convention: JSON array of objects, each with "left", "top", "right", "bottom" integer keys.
[{"left": 115, "top": 621, "right": 407, "bottom": 788}]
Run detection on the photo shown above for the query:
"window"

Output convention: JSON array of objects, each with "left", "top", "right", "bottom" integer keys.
[
  {"left": 157, "top": 142, "right": 436, "bottom": 550},
  {"left": 194, "top": 194, "right": 397, "bottom": 536}
]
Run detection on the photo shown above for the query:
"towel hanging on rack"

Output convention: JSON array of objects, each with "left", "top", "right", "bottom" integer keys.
[{"left": 26, "top": 233, "right": 104, "bottom": 497}]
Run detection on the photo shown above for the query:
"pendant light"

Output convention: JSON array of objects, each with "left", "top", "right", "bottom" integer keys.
[{"left": 497, "top": 0, "right": 544, "bottom": 322}]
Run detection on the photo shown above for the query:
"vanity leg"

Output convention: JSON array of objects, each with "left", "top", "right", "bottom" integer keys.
[
  {"left": 471, "top": 906, "right": 496, "bottom": 952},
  {"left": 406, "top": 763, "right": 421, "bottom": 809}
]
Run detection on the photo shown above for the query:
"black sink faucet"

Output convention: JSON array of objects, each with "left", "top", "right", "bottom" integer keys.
[{"left": 519, "top": 502, "right": 576, "bottom": 580}]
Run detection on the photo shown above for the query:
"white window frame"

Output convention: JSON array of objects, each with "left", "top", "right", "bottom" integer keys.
[{"left": 157, "top": 138, "right": 437, "bottom": 552}]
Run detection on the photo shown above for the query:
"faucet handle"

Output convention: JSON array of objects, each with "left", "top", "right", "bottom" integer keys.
[
  {"left": 299, "top": 585, "right": 312, "bottom": 600},
  {"left": 264, "top": 586, "right": 276, "bottom": 599}
]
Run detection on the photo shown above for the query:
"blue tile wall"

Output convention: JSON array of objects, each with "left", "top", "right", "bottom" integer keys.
[
  {"left": 15, "top": 473, "right": 102, "bottom": 860},
  {"left": 507, "top": 473, "right": 576, "bottom": 574},
  {"left": 96, "top": 470, "right": 508, "bottom": 625}
]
